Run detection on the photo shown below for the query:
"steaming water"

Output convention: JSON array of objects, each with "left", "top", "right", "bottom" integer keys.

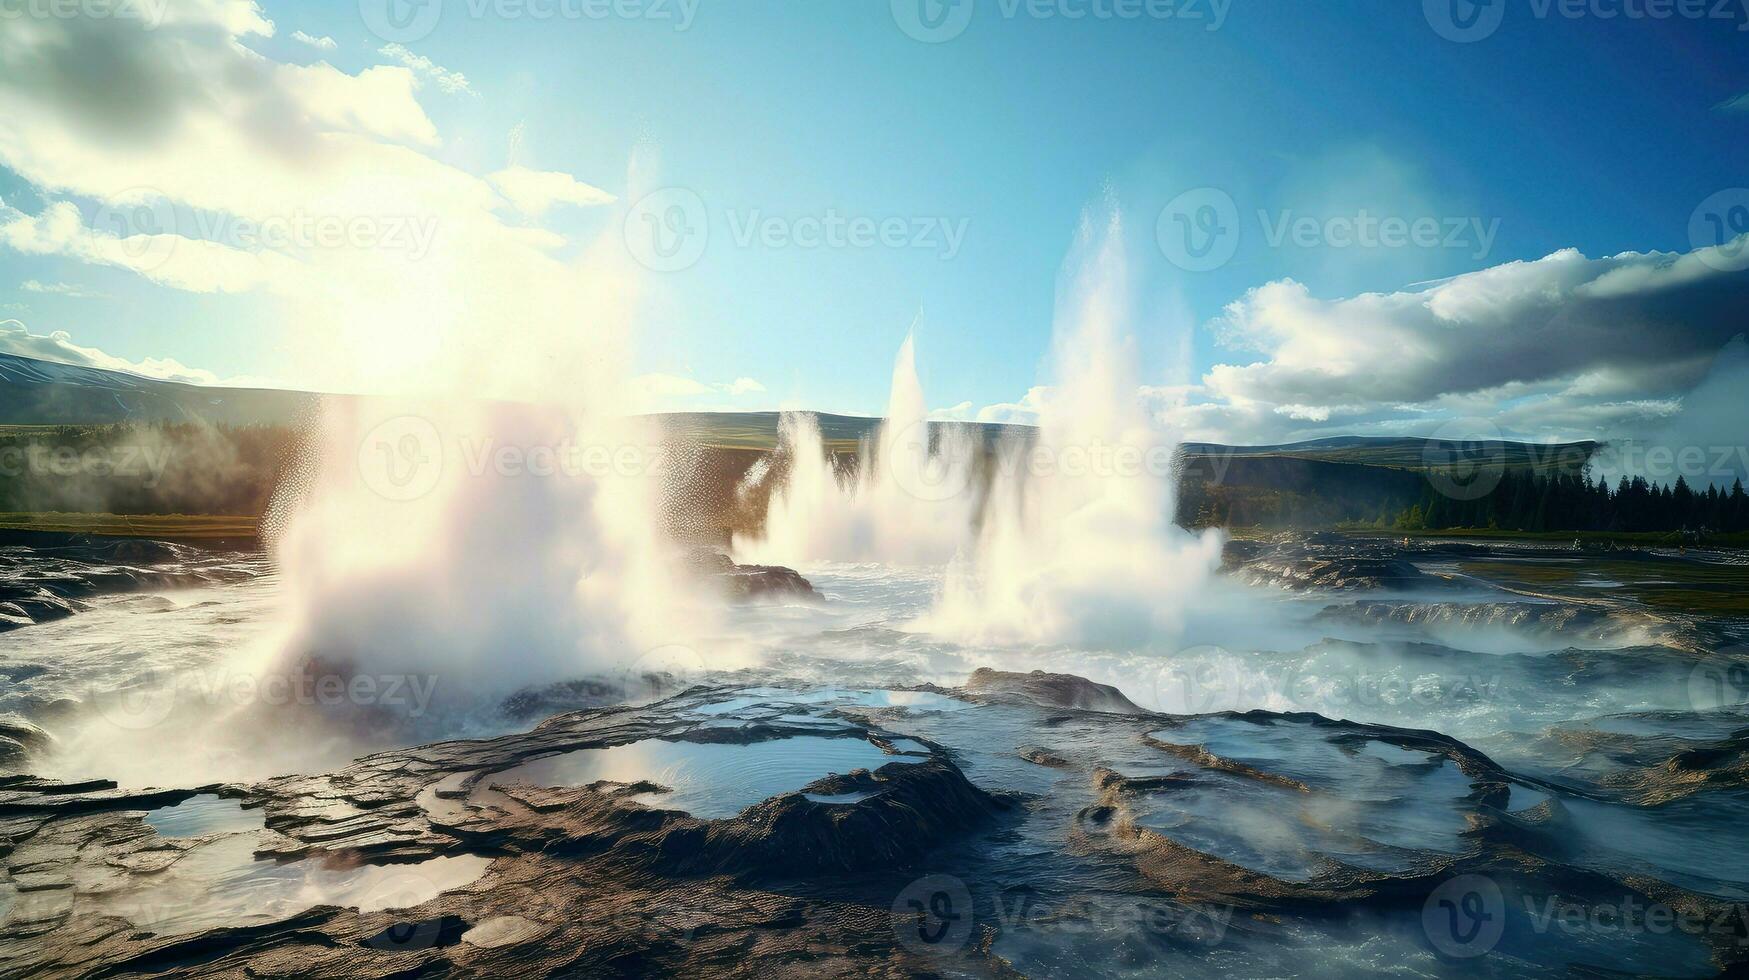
[
  {"left": 925, "top": 215, "right": 1225, "bottom": 648},
  {"left": 4, "top": 210, "right": 1747, "bottom": 974},
  {"left": 735, "top": 215, "right": 1226, "bottom": 649},
  {"left": 733, "top": 332, "right": 981, "bottom": 569},
  {"left": 6, "top": 487, "right": 1745, "bottom": 977}
]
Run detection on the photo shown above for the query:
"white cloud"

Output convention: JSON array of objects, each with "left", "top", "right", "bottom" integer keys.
[
  {"left": 967, "top": 385, "right": 1051, "bottom": 425},
  {"left": 378, "top": 43, "right": 476, "bottom": 96},
  {"left": 1205, "top": 245, "right": 1744, "bottom": 415},
  {"left": 635, "top": 374, "right": 712, "bottom": 398},
  {"left": 292, "top": 30, "right": 337, "bottom": 51},
  {"left": 0, "top": 7, "right": 634, "bottom": 399},
  {"left": 0, "top": 318, "right": 224, "bottom": 385},
  {"left": 278, "top": 62, "right": 440, "bottom": 147},
  {"left": 0, "top": 18, "right": 452, "bottom": 226},
  {"left": 20, "top": 279, "right": 104, "bottom": 299},
  {"left": 950, "top": 240, "right": 1749, "bottom": 447},
  {"left": 0, "top": 199, "right": 298, "bottom": 294},
  {"left": 929, "top": 400, "right": 974, "bottom": 421},
  {"left": 630, "top": 373, "right": 769, "bottom": 411},
  {"left": 168, "top": 0, "right": 274, "bottom": 34},
  {"left": 488, "top": 166, "right": 617, "bottom": 217},
  {"left": 1274, "top": 403, "right": 1333, "bottom": 422},
  {"left": 1714, "top": 91, "right": 1749, "bottom": 112}
]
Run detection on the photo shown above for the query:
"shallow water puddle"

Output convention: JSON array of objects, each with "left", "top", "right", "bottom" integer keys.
[
  {"left": 834, "top": 689, "right": 970, "bottom": 711},
  {"left": 76, "top": 832, "right": 491, "bottom": 935},
  {"left": 803, "top": 790, "right": 882, "bottom": 805},
  {"left": 493, "top": 735, "right": 921, "bottom": 819},
  {"left": 144, "top": 794, "right": 265, "bottom": 837},
  {"left": 1132, "top": 722, "right": 1476, "bottom": 877},
  {"left": 686, "top": 687, "right": 969, "bottom": 718}
]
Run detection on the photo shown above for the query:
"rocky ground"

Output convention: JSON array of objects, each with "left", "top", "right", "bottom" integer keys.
[
  {"left": 4, "top": 533, "right": 1749, "bottom": 977},
  {"left": 0, "top": 537, "right": 264, "bottom": 633},
  {"left": 3, "top": 667, "right": 1748, "bottom": 978}
]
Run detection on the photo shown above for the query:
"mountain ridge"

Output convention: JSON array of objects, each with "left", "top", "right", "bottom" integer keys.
[{"left": 0, "top": 352, "right": 1597, "bottom": 467}]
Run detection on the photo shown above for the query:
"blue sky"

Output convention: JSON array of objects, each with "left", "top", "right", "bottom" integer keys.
[{"left": 0, "top": 0, "right": 1746, "bottom": 442}]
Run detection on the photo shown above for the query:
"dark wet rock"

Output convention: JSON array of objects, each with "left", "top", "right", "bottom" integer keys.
[
  {"left": 1520, "top": 713, "right": 1749, "bottom": 805},
  {"left": 1312, "top": 598, "right": 1654, "bottom": 642},
  {"left": 499, "top": 678, "right": 647, "bottom": 720},
  {"left": 1018, "top": 745, "right": 1071, "bottom": 768},
  {"left": 0, "top": 715, "right": 50, "bottom": 755},
  {"left": 1610, "top": 729, "right": 1749, "bottom": 804},
  {"left": 0, "top": 687, "right": 1011, "bottom": 978},
  {"left": 0, "top": 697, "right": 78, "bottom": 727},
  {"left": 1419, "top": 541, "right": 1495, "bottom": 558},
  {"left": 0, "top": 593, "right": 82, "bottom": 632},
  {"left": 362, "top": 913, "right": 470, "bottom": 951},
  {"left": 1171, "top": 710, "right": 1529, "bottom": 799},
  {"left": 0, "top": 663, "right": 50, "bottom": 684},
  {"left": 1221, "top": 534, "right": 1461, "bottom": 592},
  {"left": 964, "top": 667, "right": 1144, "bottom": 714},
  {"left": 1140, "top": 733, "right": 1309, "bottom": 792},
  {"left": 460, "top": 913, "right": 549, "bottom": 949},
  {"left": 1078, "top": 723, "right": 1749, "bottom": 969},
  {"left": 0, "top": 539, "right": 262, "bottom": 633},
  {"left": 1236, "top": 553, "right": 1445, "bottom": 592},
  {"left": 8, "top": 672, "right": 1749, "bottom": 977},
  {"left": 684, "top": 548, "right": 819, "bottom": 601}
]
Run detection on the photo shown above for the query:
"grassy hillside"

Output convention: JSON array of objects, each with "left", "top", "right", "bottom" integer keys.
[
  {"left": 0, "top": 353, "right": 1624, "bottom": 546},
  {"left": 0, "top": 354, "right": 317, "bottom": 426}
]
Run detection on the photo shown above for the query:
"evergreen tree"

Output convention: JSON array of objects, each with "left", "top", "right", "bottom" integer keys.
[{"left": 1674, "top": 476, "right": 1694, "bottom": 529}]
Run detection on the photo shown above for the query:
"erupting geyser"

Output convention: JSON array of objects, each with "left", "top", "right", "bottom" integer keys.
[
  {"left": 923, "top": 212, "right": 1224, "bottom": 647},
  {"left": 732, "top": 329, "right": 980, "bottom": 567},
  {"left": 741, "top": 209, "right": 1225, "bottom": 649},
  {"left": 251, "top": 169, "right": 721, "bottom": 725},
  {"left": 261, "top": 400, "right": 695, "bottom": 720}
]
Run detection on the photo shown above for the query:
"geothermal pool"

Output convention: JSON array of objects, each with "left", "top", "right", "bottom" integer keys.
[
  {"left": 3, "top": 534, "right": 1748, "bottom": 977},
  {"left": 490, "top": 735, "right": 926, "bottom": 819}
]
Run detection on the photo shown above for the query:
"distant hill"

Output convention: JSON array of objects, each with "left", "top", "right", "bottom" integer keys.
[
  {"left": 0, "top": 353, "right": 317, "bottom": 426},
  {"left": 654, "top": 413, "right": 1597, "bottom": 472},
  {"left": 0, "top": 352, "right": 1604, "bottom": 538},
  {"left": 649, "top": 411, "right": 1030, "bottom": 453},
  {"left": 1180, "top": 434, "right": 1597, "bottom": 473},
  {"left": 0, "top": 354, "right": 1594, "bottom": 470}
]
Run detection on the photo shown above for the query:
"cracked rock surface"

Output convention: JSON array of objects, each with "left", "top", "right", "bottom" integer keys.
[{"left": 5, "top": 669, "right": 1748, "bottom": 978}]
